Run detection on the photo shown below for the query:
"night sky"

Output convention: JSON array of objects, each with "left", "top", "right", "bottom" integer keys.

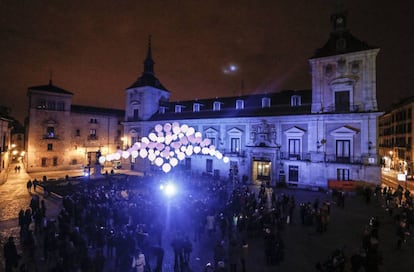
[{"left": 1, "top": 0, "right": 413, "bottom": 123}]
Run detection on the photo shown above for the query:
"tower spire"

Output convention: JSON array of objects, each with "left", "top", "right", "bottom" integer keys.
[{"left": 143, "top": 35, "right": 154, "bottom": 75}]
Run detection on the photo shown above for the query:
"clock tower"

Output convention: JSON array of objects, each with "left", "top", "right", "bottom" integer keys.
[{"left": 309, "top": 5, "right": 379, "bottom": 114}]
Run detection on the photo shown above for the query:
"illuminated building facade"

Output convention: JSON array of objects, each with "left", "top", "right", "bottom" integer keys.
[
  {"left": 378, "top": 97, "right": 414, "bottom": 177},
  {"left": 0, "top": 106, "right": 13, "bottom": 181},
  {"left": 26, "top": 81, "right": 124, "bottom": 173},
  {"left": 123, "top": 10, "right": 383, "bottom": 188}
]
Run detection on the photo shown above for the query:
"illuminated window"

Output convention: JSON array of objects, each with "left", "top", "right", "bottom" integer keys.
[
  {"left": 175, "top": 105, "right": 183, "bottom": 113},
  {"left": 236, "top": 99, "right": 244, "bottom": 110},
  {"left": 231, "top": 138, "right": 240, "bottom": 153},
  {"left": 291, "top": 95, "right": 301, "bottom": 107},
  {"left": 262, "top": 97, "right": 271, "bottom": 108},
  {"left": 46, "top": 127, "right": 55, "bottom": 138},
  {"left": 213, "top": 101, "right": 221, "bottom": 111},
  {"left": 193, "top": 103, "right": 201, "bottom": 112}
]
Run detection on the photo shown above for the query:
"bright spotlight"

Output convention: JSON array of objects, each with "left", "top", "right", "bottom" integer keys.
[
  {"left": 165, "top": 183, "right": 177, "bottom": 196},
  {"left": 160, "top": 182, "right": 177, "bottom": 197}
]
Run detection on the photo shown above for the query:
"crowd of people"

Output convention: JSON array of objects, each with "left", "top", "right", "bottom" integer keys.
[{"left": 2, "top": 172, "right": 414, "bottom": 272}]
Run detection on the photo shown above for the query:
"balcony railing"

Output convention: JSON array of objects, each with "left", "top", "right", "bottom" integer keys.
[
  {"left": 87, "top": 135, "right": 98, "bottom": 141},
  {"left": 219, "top": 149, "right": 246, "bottom": 157},
  {"left": 42, "top": 134, "right": 59, "bottom": 140},
  {"left": 280, "top": 152, "right": 311, "bottom": 161},
  {"left": 279, "top": 152, "right": 377, "bottom": 165}
]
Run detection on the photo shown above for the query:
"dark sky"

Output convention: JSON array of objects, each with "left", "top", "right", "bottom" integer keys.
[{"left": 1, "top": 0, "right": 413, "bottom": 123}]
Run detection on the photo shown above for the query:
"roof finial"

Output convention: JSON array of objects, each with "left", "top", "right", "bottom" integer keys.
[
  {"left": 143, "top": 34, "right": 154, "bottom": 75},
  {"left": 49, "top": 69, "right": 53, "bottom": 85},
  {"left": 147, "top": 34, "right": 153, "bottom": 60}
]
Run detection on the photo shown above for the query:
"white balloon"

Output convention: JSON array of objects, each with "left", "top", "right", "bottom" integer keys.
[
  {"left": 155, "top": 157, "right": 164, "bottom": 166},
  {"left": 139, "top": 149, "right": 148, "bottom": 159},
  {"left": 162, "top": 163, "right": 172, "bottom": 173},
  {"left": 148, "top": 152, "right": 156, "bottom": 161},
  {"left": 141, "top": 137, "right": 150, "bottom": 144},
  {"left": 122, "top": 151, "right": 130, "bottom": 159},
  {"left": 98, "top": 156, "right": 106, "bottom": 164},
  {"left": 155, "top": 124, "right": 163, "bottom": 132},
  {"left": 131, "top": 150, "right": 139, "bottom": 158},
  {"left": 149, "top": 133, "right": 157, "bottom": 142},
  {"left": 163, "top": 123, "right": 172, "bottom": 132},
  {"left": 194, "top": 146, "right": 201, "bottom": 154},
  {"left": 170, "top": 157, "right": 178, "bottom": 167}
]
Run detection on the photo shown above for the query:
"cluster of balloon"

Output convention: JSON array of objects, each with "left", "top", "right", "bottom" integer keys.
[{"left": 100, "top": 122, "right": 230, "bottom": 173}]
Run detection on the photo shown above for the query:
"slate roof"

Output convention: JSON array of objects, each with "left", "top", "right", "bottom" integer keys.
[
  {"left": 150, "top": 89, "right": 312, "bottom": 121},
  {"left": 71, "top": 105, "right": 125, "bottom": 117},
  {"left": 28, "top": 80, "right": 73, "bottom": 95}
]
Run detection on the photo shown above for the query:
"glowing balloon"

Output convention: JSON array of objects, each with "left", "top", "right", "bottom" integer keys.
[
  {"left": 162, "top": 163, "right": 172, "bottom": 173},
  {"left": 98, "top": 156, "right": 106, "bottom": 164}
]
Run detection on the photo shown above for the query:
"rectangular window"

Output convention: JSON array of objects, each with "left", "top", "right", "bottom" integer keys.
[
  {"left": 206, "top": 159, "right": 213, "bottom": 173},
  {"left": 89, "top": 129, "right": 97, "bottom": 140},
  {"left": 230, "top": 138, "right": 240, "bottom": 153},
  {"left": 288, "top": 139, "right": 300, "bottom": 159},
  {"left": 336, "top": 140, "right": 350, "bottom": 163},
  {"left": 291, "top": 95, "right": 302, "bottom": 107},
  {"left": 335, "top": 91, "right": 350, "bottom": 112},
  {"left": 185, "top": 158, "right": 191, "bottom": 170},
  {"left": 193, "top": 103, "right": 200, "bottom": 112},
  {"left": 47, "top": 143, "right": 53, "bottom": 151},
  {"left": 208, "top": 137, "right": 216, "bottom": 146},
  {"left": 75, "top": 129, "right": 80, "bottom": 137},
  {"left": 236, "top": 100, "right": 244, "bottom": 110},
  {"left": 41, "top": 158, "right": 47, "bottom": 167},
  {"left": 175, "top": 105, "right": 182, "bottom": 113},
  {"left": 262, "top": 97, "right": 271, "bottom": 108},
  {"left": 46, "top": 127, "right": 55, "bottom": 138},
  {"left": 288, "top": 165, "right": 299, "bottom": 182},
  {"left": 53, "top": 157, "right": 58, "bottom": 166},
  {"left": 133, "top": 109, "right": 139, "bottom": 120},
  {"left": 213, "top": 101, "right": 221, "bottom": 111},
  {"left": 337, "top": 168, "right": 350, "bottom": 181}
]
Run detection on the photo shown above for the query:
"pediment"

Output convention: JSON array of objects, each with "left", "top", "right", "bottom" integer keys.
[
  {"left": 330, "top": 125, "right": 359, "bottom": 137},
  {"left": 205, "top": 127, "right": 218, "bottom": 136},
  {"left": 43, "top": 118, "right": 58, "bottom": 126},
  {"left": 227, "top": 127, "right": 243, "bottom": 135},
  {"left": 284, "top": 126, "right": 306, "bottom": 136}
]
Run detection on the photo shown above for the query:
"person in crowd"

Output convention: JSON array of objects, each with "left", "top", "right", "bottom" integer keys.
[
  {"left": 3, "top": 236, "right": 19, "bottom": 272},
  {"left": 131, "top": 248, "right": 146, "bottom": 272}
]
